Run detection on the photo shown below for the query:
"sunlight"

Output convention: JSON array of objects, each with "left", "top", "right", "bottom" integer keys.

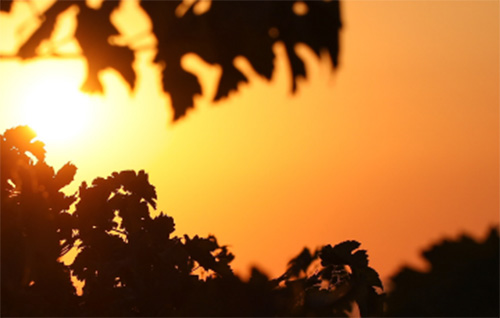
[{"left": 18, "top": 71, "right": 93, "bottom": 145}]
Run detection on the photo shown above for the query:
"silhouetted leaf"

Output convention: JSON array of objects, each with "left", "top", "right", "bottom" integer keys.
[
  {"left": 75, "top": 2, "right": 135, "bottom": 93},
  {"left": 214, "top": 245, "right": 235, "bottom": 265},
  {"left": 285, "top": 247, "right": 314, "bottom": 278},
  {"left": 0, "top": 0, "right": 14, "bottom": 13},
  {"left": 54, "top": 162, "right": 77, "bottom": 189},
  {"left": 17, "top": 1, "right": 135, "bottom": 94},
  {"left": 140, "top": 0, "right": 341, "bottom": 120},
  {"left": 30, "top": 140, "right": 46, "bottom": 161},
  {"left": 358, "top": 267, "right": 383, "bottom": 290},
  {"left": 17, "top": 1, "right": 76, "bottom": 59},
  {"left": 161, "top": 63, "right": 202, "bottom": 120},
  {"left": 351, "top": 249, "right": 369, "bottom": 268},
  {"left": 334, "top": 240, "right": 361, "bottom": 254},
  {"left": 150, "top": 214, "right": 175, "bottom": 240},
  {"left": 3, "top": 125, "right": 37, "bottom": 151},
  {"left": 320, "top": 240, "right": 360, "bottom": 266}
]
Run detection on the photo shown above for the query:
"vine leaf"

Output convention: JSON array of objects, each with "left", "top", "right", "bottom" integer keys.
[
  {"left": 283, "top": 247, "right": 314, "bottom": 279},
  {"left": 141, "top": 0, "right": 341, "bottom": 120},
  {"left": 359, "top": 266, "right": 383, "bottom": 289},
  {"left": 17, "top": 1, "right": 135, "bottom": 94},
  {"left": 320, "top": 240, "right": 361, "bottom": 266},
  {"left": 54, "top": 162, "right": 77, "bottom": 189},
  {"left": 75, "top": 2, "right": 135, "bottom": 93}
]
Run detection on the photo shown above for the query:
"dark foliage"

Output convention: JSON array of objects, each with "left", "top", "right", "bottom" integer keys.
[
  {"left": 9, "top": 0, "right": 341, "bottom": 121},
  {"left": 386, "top": 228, "right": 500, "bottom": 317},
  {"left": 1, "top": 126, "right": 78, "bottom": 316},
  {"left": 1, "top": 126, "right": 383, "bottom": 316},
  {"left": 274, "top": 243, "right": 385, "bottom": 317},
  {"left": 0, "top": 0, "right": 13, "bottom": 12},
  {"left": 16, "top": 1, "right": 135, "bottom": 94}
]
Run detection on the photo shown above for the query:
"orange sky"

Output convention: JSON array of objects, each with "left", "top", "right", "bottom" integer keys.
[{"left": 0, "top": 0, "right": 498, "bottom": 285}]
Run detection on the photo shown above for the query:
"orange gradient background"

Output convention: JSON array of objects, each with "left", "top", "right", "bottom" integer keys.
[{"left": 0, "top": 0, "right": 498, "bottom": 285}]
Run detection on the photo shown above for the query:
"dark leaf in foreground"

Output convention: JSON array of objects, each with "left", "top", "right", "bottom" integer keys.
[
  {"left": 0, "top": 0, "right": 14, "bottom": 13},
  {"left": 75, "top": 2, "right": 135, "bottom": 93},
  {"left": 15, "top": 0, "right": 341, "bottom": 121},
  {"left": 141, "top": 0, "right": 341, "bottom": 120}
]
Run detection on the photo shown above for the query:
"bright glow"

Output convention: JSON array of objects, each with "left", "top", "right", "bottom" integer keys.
[{"left": 18, "top": 74, "right": 93, "bottom": 145}]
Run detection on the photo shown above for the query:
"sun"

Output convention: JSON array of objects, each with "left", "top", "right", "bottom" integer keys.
[{"left": 18, "top": 72, "right": 94, "bottom": 145}]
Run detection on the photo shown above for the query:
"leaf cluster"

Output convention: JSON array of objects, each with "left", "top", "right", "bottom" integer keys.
[
  {"left": 7, "top": 0, "right": 341, "bottom": 121},
  {"left": 274, "top": 242, "right": 384, "bottom": 317}
]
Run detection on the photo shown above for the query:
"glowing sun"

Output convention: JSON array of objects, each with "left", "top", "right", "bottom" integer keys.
[{"left": 19, "top": 74, "right": 93, "bottom": 145}]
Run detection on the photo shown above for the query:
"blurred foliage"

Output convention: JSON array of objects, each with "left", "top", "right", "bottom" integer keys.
[
  {"left": 0, "top": 0, "right": 13, "bottom": 12},
  {"left": 2, "top": 0, "right": 341, "bottom": 121},
  {"left": 1, "top": 126, "right": 383, "bottom": 316},
  {"left": 386, "top": 227, "right": 500, "bottom": 317}
]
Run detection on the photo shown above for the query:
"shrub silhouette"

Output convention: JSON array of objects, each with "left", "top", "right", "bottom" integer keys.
[
  {"left": 386, "top": 228, "right": 500, "bottom": 317},
  {"left": 2, "top": 0, "right": 341, "bottom": 121},
  {"left": 1, "top": 126, "right": 383, "bottom": 317}
]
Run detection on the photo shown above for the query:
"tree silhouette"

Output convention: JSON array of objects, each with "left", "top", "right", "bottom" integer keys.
[
  {"left": 1, "top": 0, "right": 341, "bottom": 120},
  {"left": 386, "top": 227, "right": 500, "bottom": 317},
  {"left": 1, "top": 126, "right": 384, "bottom": 316}
]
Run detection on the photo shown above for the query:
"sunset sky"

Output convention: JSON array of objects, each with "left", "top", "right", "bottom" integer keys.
[{"left": 0, "top": 0, "right": 498, "bottom": 285}]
